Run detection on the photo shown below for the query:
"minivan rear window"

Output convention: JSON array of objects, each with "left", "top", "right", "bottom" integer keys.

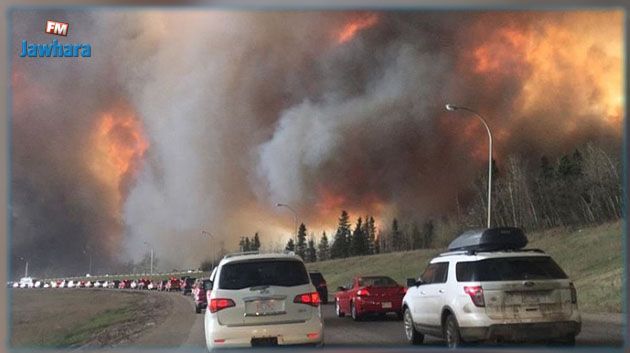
[
  {"left": 456, "top": 256, "right": 568, "bottom": 282},
  {"left": 219, "top": 259, "right": 310, "bottom": 290},
  {"left": 309, "top": 272, "right": 324, "bottom": 285}
]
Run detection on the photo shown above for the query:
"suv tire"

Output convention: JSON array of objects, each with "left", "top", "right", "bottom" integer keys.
[
  {"left": 403, "top": 308, "right": 424, "bottom": 345},
  {"left": 335, "top": 299, "right": 345, "bottom": 317},
  {"left": 445, "top": 314, "right": 463, "bottom": 348}
]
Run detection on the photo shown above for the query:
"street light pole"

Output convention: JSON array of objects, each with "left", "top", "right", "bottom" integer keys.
[
  {"left": 276, "top": 203, "right": 298, "bottom": 247},
  {"left": 201, "top": 231, "right": 216, "bottom": 269},
  {"left": 445, "top": 104, "right": 493, "bottom": 229},
  {"left": 83, "top": 247, "right": 92, "bottom": 275},
  {"left": 143, "top": 241, "right": 154, "bottom": 275},
  {"left": 18, "top": 256, "right": 28, "bottom": 278}
]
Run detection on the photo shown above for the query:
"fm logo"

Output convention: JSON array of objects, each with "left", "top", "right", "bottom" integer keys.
[{"left": 45, "top": 20, "right": 69, "bottom": 36}]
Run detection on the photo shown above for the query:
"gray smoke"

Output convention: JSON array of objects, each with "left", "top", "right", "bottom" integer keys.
[{"left": 10, "top": 10, "right": 622, "bottom": 277}]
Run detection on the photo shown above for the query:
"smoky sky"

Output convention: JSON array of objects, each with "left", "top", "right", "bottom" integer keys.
[{"left": 10, "top": 10, "right": 623, "bottom": 277}]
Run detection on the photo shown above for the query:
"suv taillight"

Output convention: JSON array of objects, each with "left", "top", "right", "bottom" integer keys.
[
  {"left": 464, "top": 286, "right": 485, "bottom": 307},
  {"left": 294, "top": 292, "right": 320, "bottom": 307},
  {"left": 569, "top": 282, "right": 578, "bottom": 305},
  {"left": 209, "top": 298, "right": 235, "bottom": 313}
]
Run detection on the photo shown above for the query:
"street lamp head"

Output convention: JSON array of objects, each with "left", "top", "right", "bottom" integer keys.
[{"left": 445, "top": 103, "right": 458, "bottom": 111}]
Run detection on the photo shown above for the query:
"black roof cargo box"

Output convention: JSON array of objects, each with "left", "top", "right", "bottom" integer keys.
[{"left": 447, "top": 227, "right": 528, "bottom": 252}]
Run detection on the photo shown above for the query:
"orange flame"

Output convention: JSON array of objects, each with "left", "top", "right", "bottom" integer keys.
[
  {"left": 88, "top": 105, "right": 148, "bottom": 207},
  {"left": 313, "top": 186, "right": 388, "bottom": 231},
  {"left": 337, "top": 14, "right": 379, "bottom": 44},
  {"left": 468, "top": 12, "right": 623, "bottom": 128}
]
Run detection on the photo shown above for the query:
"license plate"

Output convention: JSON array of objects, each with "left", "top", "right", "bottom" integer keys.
[
  {"left": 245, "top": 299, "right": 285, "bottom": 316},
  {"left": 251, "top": 337, "right": 278, "bottom": 346},
  {"left": 382, "top": 302, "right": 392, "bottom": 308},
  {"left": 522, "top": 293, "right": 542, "bottom": 304}
]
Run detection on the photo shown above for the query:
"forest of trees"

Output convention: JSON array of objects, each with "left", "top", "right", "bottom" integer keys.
[
  {"left": 283, "top": 142, "right": 622, "bottom": 262},
  {"left": 201, "top": 142, "right": 621, "bottom": 267}
]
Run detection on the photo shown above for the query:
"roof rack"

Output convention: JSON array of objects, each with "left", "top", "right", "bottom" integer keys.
[
  {"left": 223, "top": 251, "right": 260, "bottom": 259},
  {"left": 439, "top": 248, "right": 546, "bottom": 257}
]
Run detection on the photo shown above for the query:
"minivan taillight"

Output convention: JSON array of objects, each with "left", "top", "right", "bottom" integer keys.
[
  {"left": 464, "top": 286, "right": 485, "bottom": 307},
  {"left": 294, "top": 292, "right": 320, "bottom": 307},
  {"left": 569, "top": 282, "right": 578, "bottom": 305},
  {"left": 209, "top": 298, "right": 235, "bottom": 313}
]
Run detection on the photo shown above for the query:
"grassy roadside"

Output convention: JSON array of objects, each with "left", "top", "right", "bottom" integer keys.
[
  {"left": 49, "top": 305, "right": 137, "bottom": 346},
  {"left": 10, "top": 289, "right": 170, "bottom": 348},
  {"left": 306, "top": 221, "right": 623, "bottom": 313}
]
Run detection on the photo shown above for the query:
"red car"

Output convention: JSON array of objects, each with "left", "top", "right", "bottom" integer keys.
[
  {"left": 165, "top": 277, "right": 180, "bottom": 291},
  {"left": 335, "top": 276, "right": 406, "bottom": 321},
  {"left": 118, "top": 279, "right": 131, "bottom": 289},
  {"left": 192, "top": 278, "right": 212, "bottom": 313}
]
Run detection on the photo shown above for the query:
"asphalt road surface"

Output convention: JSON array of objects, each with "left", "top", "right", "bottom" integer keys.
[{"left": 123, "top": 292, "right": 623, "bottom": 351}]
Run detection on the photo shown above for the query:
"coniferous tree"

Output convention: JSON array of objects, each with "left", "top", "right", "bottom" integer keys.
[
  {"left": 296, "top": 223, "right": 307, "bottom": 259},
  {"left": 252, "top": 233, "right": 261, "bottom": 251},
  {"left": 411, "top": 222, "right": 422, "bottom": 249},
  {"left": 317, "top": 231, "right": 330, "bottom": 261},
  {"left": 238, "top": 237, "right": 246, "bottom": 251},
  {"left": 351, "top": 217, "right": 368, "bottom": 256},
  {"left": 285, "top": 238, "right": 295, "bottom": 252},
  {"left": 306, "top": 237, "right": 317, "bottom": 263},
  {"left": 391, "top": 218, "right": 402, "bottom": 251},
  {"left": 331, "top": 210, "right": 351, "bottom": 258},
  {"left": 367, "top": 216, "right": 376, "bottom": 254},
  {"left": 374, "top": 230, "right": 381, "bottom": 254},
  {"left": 422, "top": 220, "right": 434, "bottom": 248},
  {"left": 244, "top": 237, "right": 251, "bottom": 251}
]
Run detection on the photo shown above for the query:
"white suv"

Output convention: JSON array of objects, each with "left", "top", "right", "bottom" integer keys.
[
  {"left": 204, "top": 251, "right": 323, "bottom": 350},
  {"left": 402, "top": 227, "right": 581, "bottom": 347}
]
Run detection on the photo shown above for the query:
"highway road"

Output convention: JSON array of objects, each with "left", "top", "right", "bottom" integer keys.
[{"left": 125, "top": 292, "right": 623, "bottom": 351}]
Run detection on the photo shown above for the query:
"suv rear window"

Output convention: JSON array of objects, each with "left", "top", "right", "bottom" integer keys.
[
  {"left": 219, "top": 259, "right": 310, "bottom": 290},
  {"left": 456, "top": 256, "right": 568, "bottom": 282}
]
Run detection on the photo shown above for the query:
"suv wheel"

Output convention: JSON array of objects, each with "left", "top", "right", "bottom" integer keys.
[
  {"left": 403, "top": 308, "right": 424, "bottom": 345},
  {"left": 444, "top": 314, "right": 463, "bottom": 348},
  {"left": 351, "top": 302, "right": 361, "bottom": 321},
  {"left": 335, "top": 299, "right": 345, "bottom": 317}
]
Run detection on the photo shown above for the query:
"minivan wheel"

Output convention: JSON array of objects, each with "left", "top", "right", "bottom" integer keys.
[
  {"left": 335, "top": 299, "right": 345, "bottom": 317},
  {"left": 404, "top": 308, "right": 424, "bottom": 345},
  {"left": 445, "top": 314, "right": 463, "bottom": 348}
]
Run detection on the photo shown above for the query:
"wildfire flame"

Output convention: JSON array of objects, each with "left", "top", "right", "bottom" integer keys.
[
  {"left": 468, "top": 12, "right": 623, "bottom": 127},
  {"left": 88, "top": 105, "right": 149, "bottom": 207},
  {"left": 337, "top": 14, "right": 379, "bottom": 44}
]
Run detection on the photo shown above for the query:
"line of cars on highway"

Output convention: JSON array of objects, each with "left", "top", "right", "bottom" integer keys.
[
  {"left": 10, "top": 227, "right": 582, "bottom": 349},
  {"left": 198, "top": 227, "right": 581, "bottom": 350},
  {"left": 7, "top": 275, "right": 198, "bottom": 293}
]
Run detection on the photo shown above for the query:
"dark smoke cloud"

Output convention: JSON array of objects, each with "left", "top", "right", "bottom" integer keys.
[{"left": 10, "top": 10, "right": 622, "bottom": 277}]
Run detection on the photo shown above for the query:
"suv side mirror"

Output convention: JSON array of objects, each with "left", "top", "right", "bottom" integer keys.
[{"left": 407, "top": 278, "right": 423, "bottom": 287}]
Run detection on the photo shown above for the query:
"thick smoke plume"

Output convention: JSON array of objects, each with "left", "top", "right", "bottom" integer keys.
[{"left": 10, "top": 10, "right": 623, "bottom": 277}]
